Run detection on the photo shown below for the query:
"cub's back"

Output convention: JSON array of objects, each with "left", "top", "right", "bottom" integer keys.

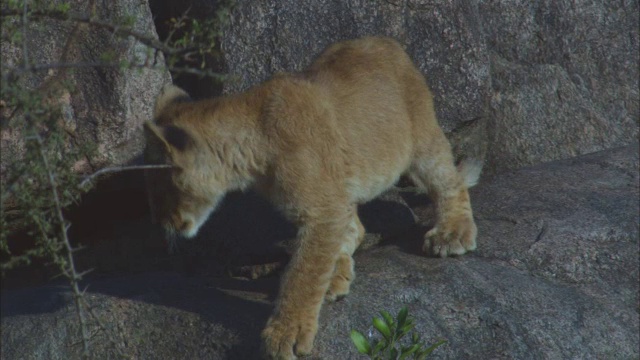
[
  {"left": 305, "top": 37, "right": 416, "bottom": 100},
  {"left": 303, "top": 36, "right": 432, "bottom": 142},
  {"left": 302, "top": 37, "right": 435, "bottom": 201}
]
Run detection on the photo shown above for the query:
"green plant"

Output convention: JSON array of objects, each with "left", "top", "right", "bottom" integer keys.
[{"left": 350, "top": 307, "right": 447, "bottom": 360}]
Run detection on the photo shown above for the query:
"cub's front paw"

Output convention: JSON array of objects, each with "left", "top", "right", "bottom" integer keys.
[
  {"left": 423, "top": 214, "right": 477, "bottom": 258},
  {"left": 261, "top": 314, "right": 318, "bottom": 360}
]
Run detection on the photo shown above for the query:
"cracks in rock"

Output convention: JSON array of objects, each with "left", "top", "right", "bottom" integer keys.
[
  {"left": 529, "top": 220, "right": 547, "bottom": 251},
  {"left": 534, "top": 224, "right": 546, "bottom": 243}
]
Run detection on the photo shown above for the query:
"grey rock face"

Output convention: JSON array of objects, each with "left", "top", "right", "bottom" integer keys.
[
  {"left": 220, "top": 0, "right": 639, "bottom": 173},
  {"left": 0, "top": 0, "right": 170, "bottom": 180},
  {"left": 2, "top": 144, "right": 637, "bottom": 359},
  {"left": 482, "top": 0, "right": 640, "bottom": 173}
]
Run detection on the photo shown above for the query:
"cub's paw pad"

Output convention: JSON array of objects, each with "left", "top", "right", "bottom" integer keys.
[
  {"left": 261, "top": 316, "right": 317, "bottom": 360},
  {"left": 423, "top": 215, "right": 477, "bottom": 258}
]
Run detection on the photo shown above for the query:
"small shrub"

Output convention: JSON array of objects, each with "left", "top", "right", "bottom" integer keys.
[
  {"left": 350, "top": 307, "right": 447, "bottom": 360},
  {"left": 1, "top": 1, "right": 232, "bottom": 357}
]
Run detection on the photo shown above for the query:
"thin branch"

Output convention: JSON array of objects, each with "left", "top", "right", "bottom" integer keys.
[
  {"left": 0, "top": 247, "right": 46, "bottom": 271},
  {"left": 21, "top": 0, "right": 27, "bottom": 66},
  {"left": 3, "top": 161, "right": 175, "bottom": 219},
  {"left": 3, "top": 61, "right": 156, "bottom": 79},
  {"left": 1, "top": 167, "right": 28, "bottom": 205},
  {"left": 0, "top": 8, "right": 193, "bottom": 57},
  {"left": 1, "top": 4, "right": 226, "bottom": 358},
  {"left": 70, "top": 244, "right": 88, "bottom": 253},
  {"left": 33, "top": 134, "right": 90, "bottom": 358},
  {"left": 164, "top": 10, "right": 191, "bottom": 46},
  {"left": 78, "top": 164, "right": 173, "bottom": 189},
  {"left": 2, "top": 61, "right": 226, "bottom": 82},
  {"left": 57, "top": 13, "right": 83, "bottom": 74},
  {"left": 74, "top": 268, "right": 94, "bottom": 281},
  {"left": 169, "top": 66, "right": 227, "bottom": 81}
]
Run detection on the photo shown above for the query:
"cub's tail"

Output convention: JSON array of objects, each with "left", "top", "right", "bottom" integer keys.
[{"left": 457, "top": 159, "right": 483, "bottom": 188}]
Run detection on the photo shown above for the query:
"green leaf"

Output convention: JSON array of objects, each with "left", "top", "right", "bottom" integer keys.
[
  {"left": 373, "top": 317, "right": 392, "bottom": 340},
  {"left": 399, "top": 344, "right": 420, "bottom": 359},
  {"left": 396, "top": 307, "right": 409, "bottom": 332},
  {"left": 350, "top": 330, "right": 372, "bottom": 355},
  {"left": 399, "top": 322, "right": 416, "bottom": 338},
  {"left": 56, "top": 2, "right": 71, "bottom": 13},
  {"left": 380, "top": 310, "right": 394, "bottom": 327},
  {"left": 388, "top": 347, "right": 399, "bottom": 360},
  {"left": 411, "top": 332, "right": 420, "bottom": 344},
  {"left": 417, "top": 340, "right": 447, "bottom": 359},
  {"left": 373, "top": 340, "right": 387, "bottom": 356}
]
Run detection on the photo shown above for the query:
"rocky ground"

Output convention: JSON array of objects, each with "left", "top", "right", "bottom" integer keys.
[{"left": 1, "top": 144, "right": 638, "bottom": 359}]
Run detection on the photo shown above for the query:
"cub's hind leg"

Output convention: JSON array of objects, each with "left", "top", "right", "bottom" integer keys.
[
  {"left": 408, "top": 131, "right": 481, "bottom": 258},
  {"left": 325, "top": 207, "right": 364, "bottom": 302}
]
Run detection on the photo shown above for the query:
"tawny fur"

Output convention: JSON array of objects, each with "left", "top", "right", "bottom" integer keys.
[{"left": 144, "top": 37, "right": 481, "bottom": 360}]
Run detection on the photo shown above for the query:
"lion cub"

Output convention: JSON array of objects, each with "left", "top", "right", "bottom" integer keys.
[{"left": 144, "top": 37, "right": 481, "bottom": 359}]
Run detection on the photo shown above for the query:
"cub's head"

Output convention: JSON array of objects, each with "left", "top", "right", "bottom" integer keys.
[{"left": 143, "top": 85, "right": 224, "bottom": 242}]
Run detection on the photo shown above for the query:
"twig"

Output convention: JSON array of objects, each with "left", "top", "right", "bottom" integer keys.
[
  {"left": 33, "top": 134, "right": 90, "bottom": 358},
  {"left": 0, "top": 247, "right": 46, "bottom": 271},
  {"left": 21, "top": 0, "right": 27, "bottom": 67},
  {"left": 3, "top": 61, "right": 159, "bottom": 79},
  {"left": 169, "top": 66, "right": 227, "bottom": 81},
  {"left": 2, "top": 61, "right": 226, "bottom": 82},
  {"left": 1, "top": 7, "right": 229, "bottom": 82},
  {"left": 0, "top": 8, "right": 191, "bottom": 57},
  {"left": 78, "top": 164, "right": 173, "bottom": 189}
]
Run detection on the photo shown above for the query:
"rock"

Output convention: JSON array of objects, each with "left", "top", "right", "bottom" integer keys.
[
  {"left": 0, "top": 0, "right": 170, "bottom": 182},
  {"left": 2, "top": 144, "right": 637, "bottom": 359},
  {"left": 217, "top": 0, "right": 638, "bottom": 172},
  {"left": 481, "top": 1, "right": 639, "bottom": 173}
]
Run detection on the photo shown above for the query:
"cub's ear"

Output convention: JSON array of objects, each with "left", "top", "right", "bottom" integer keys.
[
  {"left": 154, "top": 84, "right": 191, "bottom": 116},
  {"left": 144, "top": 121, "right": 171, "bottom": 165},
  {"left": 143, "top": 121, "right": 193, "bottom": 154},
  {"left": 162, "top": 125, "right": 192, "bottom": 152}
]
